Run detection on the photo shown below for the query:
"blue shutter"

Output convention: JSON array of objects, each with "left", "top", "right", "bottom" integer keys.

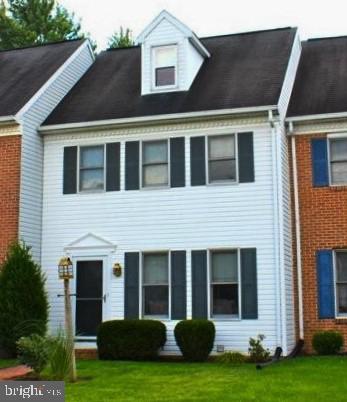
[
  {"left": 316, "top": 250, "right": 335, "bottom": 319},
  {"left": 124, "top": 252, "right": 139, "bottom": 318},
  {"left": 238, "top": 132, "right": 254, "bottom": 183},
  {"left": 191, "top": 250, "right": 208, "bottom": 318},
  {"left": 171, "top": 251, "right": 186, "bottom": 320},
  {"left": 311, "top": 139, "right": 329, "bottom": 187}
]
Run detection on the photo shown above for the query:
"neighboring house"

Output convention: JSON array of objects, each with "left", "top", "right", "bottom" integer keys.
[
  {"left": 287, "top": 36, "right": 347, "bottom": 351},
  {"left": 40, "top": 11, "right": 301, "bottom": 355},
  {"left": 0, "top": 40, "right": 94, "bottom": 262}
]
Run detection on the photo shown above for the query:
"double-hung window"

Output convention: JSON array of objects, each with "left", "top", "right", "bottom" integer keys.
[
  {"left": 153, "top": 45, "right": 177, "bottom": 88},
  {"left": 142, "top": 140, "right": 169, "bottom": 187},
  {"left": 330, "top": 138, "right": 347, "bottom": 185},
  {"left": 79, "top": 145, "right": 104, "bottom": 191},
  {"left": 210, "top": 250, "right": 239, "bottom": 317},
  {"left": 208, "top": 134, "right": 236, "bottom": 183},
  {"left": 143, "top": 253, "right": 169, "bottom": 317},
  {"left": 335, "top": 251, "right": 347, "bottom": 316}
]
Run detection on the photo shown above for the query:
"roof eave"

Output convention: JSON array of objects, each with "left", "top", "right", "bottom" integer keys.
[
  {"left": 0, "top": 115, "right": 18, "bottom": 124},
  {"left": 40, "top": 105, "right": 277, "bottom": 134},
  {"left": 286, "top": 111, "right": 347, "bottom": 122}
]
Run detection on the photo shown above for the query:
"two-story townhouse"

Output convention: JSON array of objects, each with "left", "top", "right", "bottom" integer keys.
[
  {"left": 40, "top": 11, "right": 301, "bottom": 355},
  {"left": 0, "top": 39, "right": 94, "bottom": 263},
  {"left": 287, "top": 36, "right": 347, "bottom": 352}
]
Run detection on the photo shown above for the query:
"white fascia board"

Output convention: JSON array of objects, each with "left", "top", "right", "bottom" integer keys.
[
  {"left": 286, "top": 111, "right": 347, "bottom": 122},
  {"left": 15, "top": 40, "right": 94, "bottom": 121},
  {"left": 40, "top": 105, "right": 277, "bottom": 134},
  {"left": 0, "top": 115, "right": 17, "bottom": 124}
]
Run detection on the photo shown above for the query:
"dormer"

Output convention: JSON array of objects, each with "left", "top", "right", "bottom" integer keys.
[{"left": 136, "top": 10, "right": 210, "bottom": 95}]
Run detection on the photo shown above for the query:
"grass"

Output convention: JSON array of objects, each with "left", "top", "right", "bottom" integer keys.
[
  {"left": 61, "top": 356, "right": 347, "bottom": 402},
  {"left": 0, "top": 359, "right": 17, "bottom": 369}
]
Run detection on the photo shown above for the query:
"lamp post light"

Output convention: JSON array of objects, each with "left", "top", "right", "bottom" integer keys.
[{"left": 58, "top": 257, "right": 77, "bottom": 382}]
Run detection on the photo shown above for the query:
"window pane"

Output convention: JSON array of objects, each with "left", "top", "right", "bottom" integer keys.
[
  {"left": 143, "top": 164, "right": 168, "bottom": 186},
  {"left": 143, "top": 254, "right": 168, "bottom": 284},
  {"left": 80, "top": 169, "right": 104, "bottom": 191},
  {"left": 209, "top": 135, "right": 235, "bottom": 159},
  {"left": 155, "top": 47, "right": 176, "bottom": 67},
  {"left": 80, "top": 146, "right": 104, "bottom": 168},
  {"left": 156, "top": 67, "right": 175, "bottom": 86},
  {"left": 331, "top": 162, "right": 347, "bottom": 184},
  {"left": 330, "top": 139, "right": 347, "bottom": 162},
  {"left": 144, "top": 286, "right": 168, "bottom": 316},
  {"left": 336, "top": 252, "right": 347, "bottom": 281},
  {"left": 143, "top": 141, "right": 168, "bottom": 164},
  {"left": 209, "top": 159, "right": 236, "bottom": 181},
  {"left": 337, "top": 284, "right": 347, "bottom": 314},
  {"left": 212, "top": 251, "right": 238, "bottom": 282},
  {"left": 212, "top": 284, "right": 238, "bottom": 315}
]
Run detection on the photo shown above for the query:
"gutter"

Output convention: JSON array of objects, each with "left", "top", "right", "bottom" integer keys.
[
  {"left": 286, "top": 111, "right": 347, "bottom": 123},
  {"left": 39, "top": 105, "right": 277, "bottom": 134},
  {"left": 0, "top": 115, "right": 17, "bottom": 124}
]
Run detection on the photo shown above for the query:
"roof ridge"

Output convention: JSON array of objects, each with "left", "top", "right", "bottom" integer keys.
[
  {"left": 106, "top": 44, "right": 140, "bottom": 52},
  {"left": 0, "top": 38, "right": 84, "bottom": 53},
  {"left": 200, "top": 26, "right": 295, "bottom": 41},
  {"left": 307, "top": 34, "right": 347, "bottom": 42}
]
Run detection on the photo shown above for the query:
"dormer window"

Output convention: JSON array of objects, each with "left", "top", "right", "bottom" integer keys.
[{"left": 153, "top": 45, "right": 177, "bottom": 89}]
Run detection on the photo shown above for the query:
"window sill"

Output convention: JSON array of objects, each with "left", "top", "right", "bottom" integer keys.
[
  {"left": 335, "top": 317, "right": 347, "bottom": 324},
  {"left": 207, "top": 180, "right": 238, "bottom": 187},
  {"left": 329, "top": 185, "right": 347, "bottom": 191}
]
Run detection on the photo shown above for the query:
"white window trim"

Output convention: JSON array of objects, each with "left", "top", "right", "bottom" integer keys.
[
  {"left": 140, "top": 139, "right": 171, "bottom": 189},
  {"left": 327, "top": 135, "right": 347, "bottom": 187},
  {"left": 151, "top": 44, "right": 178, "bottom": 92},
  {"left": 206, "top": 133, "right": 239, "bottom": 185},
  {"left": 207, "top": 248, "right": 241, "bottom": 321},
  {"left": 78, "top": 144, "right": 106, "bottom": 194},
  {"left": 334, "top": 249, "right": 347, "bottom": 318},
  {"left": 140, "top": 250, "right": 171, "bottom": 320}
]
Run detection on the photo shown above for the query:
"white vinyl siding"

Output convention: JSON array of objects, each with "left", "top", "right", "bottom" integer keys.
[{"left": 41, "top": 118, "right": 290, "bottom": 355}]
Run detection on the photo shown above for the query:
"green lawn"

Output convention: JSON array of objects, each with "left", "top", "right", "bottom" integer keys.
[
  {"left": 0, "top": 359, "right": 16, "bottom": 369},
  {"left": 62, "top": 357, "right": 347, "bottom": 402}
]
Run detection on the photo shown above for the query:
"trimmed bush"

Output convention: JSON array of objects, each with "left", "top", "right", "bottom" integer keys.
[
  {"left": 97, "top": 320, "right": 166, "bottom": 360},
  {"left": 312, "top": 331, "right": 344, "bottom": 355},
  {"left": 0, "top": 242, "right": 49, "bottom": 356},
  {"left": 17, "top": 334, "right": 50, "bottom": 377},
  {"left": 174, "top": 320, "right": 215, "bottom": 362},
  {"left": 248, "top": 334, "right": 270, "bottom": 363},
  {"left": 216, "top": 351, "right": 247, "bottom": 364}
]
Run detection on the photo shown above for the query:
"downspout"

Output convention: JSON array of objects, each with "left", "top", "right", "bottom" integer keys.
[
  {"left": 289, "top": 122, "right": 304, "bottom": 340},
  {"left": 269, "top": 110, "right": 286, "bottom": 353}
]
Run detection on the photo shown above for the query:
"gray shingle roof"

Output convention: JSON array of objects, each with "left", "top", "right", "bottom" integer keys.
[
  {"left": 44, "top": 27, "right": 296, "bottom": 125},
  {"left": 288, "top": 36, "right": 347, "bottom": 117},
  {"left": 0, "top": 39, "right": 84, "bottom": 117}
]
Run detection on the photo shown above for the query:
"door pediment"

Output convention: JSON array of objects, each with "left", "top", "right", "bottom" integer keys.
[{"left": 64, "top": 233, "right": 116, "bottom": 251}]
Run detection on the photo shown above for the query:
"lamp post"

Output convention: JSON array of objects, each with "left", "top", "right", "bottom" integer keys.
[{"left": 58, "top": 257, "right": 77, "bottom": 382}]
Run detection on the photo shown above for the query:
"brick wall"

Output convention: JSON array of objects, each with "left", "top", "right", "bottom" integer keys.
[
  {"left": 293, "top": 134, "right": 347, "bottom": 352},
  {"left": 0, "top": 135, "right": 21, "bottom": 263}
]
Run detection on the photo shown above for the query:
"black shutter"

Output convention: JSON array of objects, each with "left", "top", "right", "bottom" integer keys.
[
  {"left": 190, "top": 137, "right": 206, "bottom": 186},
  {"left": 63, "top": 146, "right": 77, "bottom": 194},
  {"left": 170, "top": 137, "right": 185, "bottom": 188},
  {"left": 238, "top": 132, "right": 254, "bottom": 183},
  {"left": 125, "top": 141, "right": 140, "bottom": 190},
  {"left": 171, "top": 251, "right": 186, "bottom": 320},
  {"left": 191, "top": 250, "right": 208, "bottom": 318},
  {"left": 106, "top": 142, "right": 120, "bottom": 191},
  {"left": 124, "top": 252, "right": 139, "bottom": 318},
  {"left": 241, "top": 248, "right": 258, "bottom": 319}
]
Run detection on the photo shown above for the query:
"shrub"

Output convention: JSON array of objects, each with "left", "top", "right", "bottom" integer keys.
[
  {"left": 48, "top": 333, "right": 75, "bottom": 381},
  {"left": 216, "top": 351, "right": 247, "bottom": 364},
  {"left": 17, "top": 334, "right": 50, "bottom": 377},
  {"left": 174, "top": 320, "right": 215, "bottom": 362},
  {"left": 312, "top": 331, "right": 344, "bottom": 355},
  {"left": 0, "top": 242, "right": 49, "bottom": 356},
  {"left": 248, "top": 334, "right": 270, "bottom": 363},
  {"left": 97, "top": 320, "right": 166, "bottom": 360}
]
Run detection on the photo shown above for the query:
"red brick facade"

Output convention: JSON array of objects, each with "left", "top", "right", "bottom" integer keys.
[
  {"left": 293, "top": 134, "right": 347, "bottom": 352},
  {"left": 0, "top": 134, "right": 21, "bottom": 263}
]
